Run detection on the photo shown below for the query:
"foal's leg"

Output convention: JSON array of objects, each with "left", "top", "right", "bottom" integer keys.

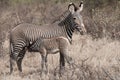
[
  {"left": 60, "top": 49, "right": 73, "bottom": 67},
  {"left": 45, "top": 54, "right": 48, "bottom": 73},
  {"left": 58, "top": 37, "right": 73, "bottom": 75},
  {"left": 60, "top": 53, "right": 65, "bottom": 69},
  {"left": 59, "top": 52, "right": 65, "bottom": 76},
  {"left": 40, "top": 48, "right": 47, "bottom": 74}
]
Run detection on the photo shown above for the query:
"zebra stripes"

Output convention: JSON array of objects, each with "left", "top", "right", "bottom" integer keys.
[{"left": 9, "top": 1, "right": 85, "bottom": 74}]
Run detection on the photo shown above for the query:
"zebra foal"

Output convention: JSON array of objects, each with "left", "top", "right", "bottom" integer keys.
[{"left": 28, "top": 37, "right": 71, "bottom": 74}]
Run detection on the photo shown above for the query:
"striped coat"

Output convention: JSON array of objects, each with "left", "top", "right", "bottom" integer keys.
[{"left": 10, "top": 2, "right": 85, "bottom": 74}]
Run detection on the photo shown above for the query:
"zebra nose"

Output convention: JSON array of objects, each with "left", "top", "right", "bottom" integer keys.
[{"left": 76, "top": 25, "right": 86, "bottom": 35}]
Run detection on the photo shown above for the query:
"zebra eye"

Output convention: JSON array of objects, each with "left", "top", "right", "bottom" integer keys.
[{"left": 73, "top": 18, "right": 76, "bottom": 20}]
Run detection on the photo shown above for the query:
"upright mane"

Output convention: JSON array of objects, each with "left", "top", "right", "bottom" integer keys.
[
  {"left": 58, "top": 11, "right": 73, "bottom": 26},
  {"left": 57, "top": 10, "right": 78, "bottom": 41},
  {"left": 52, "top": 10, "right": 78, "bottom": 42},
  {"left": 52, "top": 10, "right": 71, "bottom": 24}
]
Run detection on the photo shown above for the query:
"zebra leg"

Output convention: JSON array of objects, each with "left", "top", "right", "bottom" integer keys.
[
  {"left": 40, "top": 48, "right": 47, "bottom": 75},
  {"left": 59, "top": 52, "right": 65, "bottom": 75},
  {"left": 10, "top": 51, "right": 18, "bottom": 74},
  {"left": 16, "top": 47, "right": 26, "bottom": 72},
  {"left": 45, "top": 54, "right": 48, "bottom": 73},
  {"left": 10, "top": 54, "right": 15, "bottom": 74},
  {"left": 60, "top": 49, "right": 73, "bottom": 66},
  {"left": 41, "top": 55, "right": 47, "bottom": 73},
  {"left": 10, "top": 58, "right": 13, "bottom": 74},
  {"left": 58, "top": 38, "right": 73, "bottom": 66},
  {"left": 9, "top": 43, "right": 15, "bottom": 74}
]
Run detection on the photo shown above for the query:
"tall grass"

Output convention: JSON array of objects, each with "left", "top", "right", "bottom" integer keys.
[{"left": 0, "top": 0, "right": 120, "bottom": 80}]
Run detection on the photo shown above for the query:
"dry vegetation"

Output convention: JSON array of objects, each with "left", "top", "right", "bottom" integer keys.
[{"left": 0, "top": 0, "right": 120, "bottom": 80}]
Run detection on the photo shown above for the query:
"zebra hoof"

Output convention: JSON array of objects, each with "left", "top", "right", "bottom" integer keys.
[
  {"left": 19, "top": 72, "right": 24, "bottom": 77},
  {"left": 40, "top": 70, "right": 48, "bottom": 76},
  {"left": 59, "top": 67, "right": 65, "bottom": 77}
]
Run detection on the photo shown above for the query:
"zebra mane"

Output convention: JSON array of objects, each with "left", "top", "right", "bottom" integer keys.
[
  {"left": 52, "top": 10, "right": 78, "bottom": 42},
  {"left": 58, "top": 11, "right": 73, "bottom": 26},
  {"left": 52, "top": 10, "right": 71, "bottom": 24},
  {"left": 58, "top": 10, "right": 77, "bottom": 41}
]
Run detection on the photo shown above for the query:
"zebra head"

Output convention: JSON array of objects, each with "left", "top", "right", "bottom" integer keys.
[{"left": 68, "top": 1, "right": 86, "bottom": 34}]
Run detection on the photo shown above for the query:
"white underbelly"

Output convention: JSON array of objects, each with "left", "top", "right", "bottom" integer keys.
[{"left": 47, "top": 48, "right": 59, "bottom": 54}]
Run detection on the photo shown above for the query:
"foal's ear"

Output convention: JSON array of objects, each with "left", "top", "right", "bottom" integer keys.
[
  {"left": 68, "top": 3, "right": 76, "bottom": 14},
  {"left": 78, "top": 1, "right": 84, "bottom": 13}
]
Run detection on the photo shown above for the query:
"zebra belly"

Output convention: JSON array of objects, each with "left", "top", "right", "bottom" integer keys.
[
  {"left": 28, "top": 38, "right": 60, "bottom": 53},
  {"left": 47, "top": 48, "right": 59, "bottom": 54}
]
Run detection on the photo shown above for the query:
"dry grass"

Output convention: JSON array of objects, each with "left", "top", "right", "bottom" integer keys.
[
  {"left": 0, "top": 1, "right": 120, "bottom": 80},
  {"left": 1, "top": 34, "right": 120, "bottom": 80}
]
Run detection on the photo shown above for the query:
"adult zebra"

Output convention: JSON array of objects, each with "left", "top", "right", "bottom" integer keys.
[{"left": 9, "top": 1, "right": 86, "bottom": 74}]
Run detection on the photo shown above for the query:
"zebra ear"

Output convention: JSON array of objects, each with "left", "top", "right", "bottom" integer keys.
[
  {"left": 78, "top": 1, "right": 83, "bottom": 13},
  {"left": 68, "top": 3, "right": 76, "bottom": 14}
]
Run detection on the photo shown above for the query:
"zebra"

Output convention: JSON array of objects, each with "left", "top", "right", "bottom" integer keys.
[
  {"left": 9, "top": 1, "right": 86, "bottom": 74},
  {"left": 28, "top": 37, "right": 72, "bottom": 74}
]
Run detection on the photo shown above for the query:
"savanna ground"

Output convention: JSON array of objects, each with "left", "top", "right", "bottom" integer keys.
[{"left": 0, "top": 0, "right": 120, "bottom": 80}]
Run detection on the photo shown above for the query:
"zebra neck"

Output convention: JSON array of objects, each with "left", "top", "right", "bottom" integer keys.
[
  {"left": 62, "top": 23, "right": 75, "bottom": 44},
  {"left": 66, "top": 25, "right": 74, "bottom": 40},
  {"left": 65, "top": 20, "right": 76, "bottom": 42}
]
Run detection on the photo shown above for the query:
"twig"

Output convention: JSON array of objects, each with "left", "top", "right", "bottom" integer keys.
[
  {"left": 102, "top": 67, "right": 114, "bottom": 80},
  {"left": 15, "top": 12, "right": 22, "bottom": 23}
]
